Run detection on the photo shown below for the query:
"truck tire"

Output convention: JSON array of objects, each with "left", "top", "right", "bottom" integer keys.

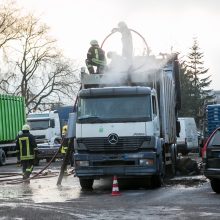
[
  {"left": 79, "top": 178, "right": 94, "bottom": 190},
  {"left": 151, "top": 152, "right": 165, "bottom": 188},
  {"left": 210, "top": 179, "right": 220, "bottom": 194},
  {"left": 0, "top": 149, "right": 6, "bottom": 166},
  {"left": 166, "top": 145, "right": 176, "bottom": 177},
  {"left": 151, "top": 175, "right": 163, "bottom": 188},
  {"left": 171, "top": 146, "right": 177, "bottom": 176}
]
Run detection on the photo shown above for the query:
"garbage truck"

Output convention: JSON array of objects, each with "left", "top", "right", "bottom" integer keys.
[
  {"left": 0, "top": 94, "right": 26, "bottom": 165},
  {"left": 73, "top": 25, "right": 181, "bottom": 189}
]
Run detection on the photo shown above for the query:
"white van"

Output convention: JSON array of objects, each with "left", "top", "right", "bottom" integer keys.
[{"left": 177, "top": 117, "right": 198, "bottom": 155}]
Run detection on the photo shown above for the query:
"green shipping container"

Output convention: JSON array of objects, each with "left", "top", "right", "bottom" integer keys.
[{"left": 0, "top": 94, "right": 26, "bottom": 142}]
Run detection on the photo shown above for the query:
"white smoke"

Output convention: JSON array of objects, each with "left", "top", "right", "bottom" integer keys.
[{"left": 101, "top": 53, "right": 176, "bottom": 86}]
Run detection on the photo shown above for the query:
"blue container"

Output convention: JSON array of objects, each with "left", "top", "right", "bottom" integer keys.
[{"left": 55, "top": 106, "right": 73, "bottom": 129}]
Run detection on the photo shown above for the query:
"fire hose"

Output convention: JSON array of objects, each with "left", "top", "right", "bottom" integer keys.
[
  {"left": 0, "top": 173, "right": 59, "bottom": 183},
  {"left": 6, "top": 142, "right": 63, "bottom": 184}
]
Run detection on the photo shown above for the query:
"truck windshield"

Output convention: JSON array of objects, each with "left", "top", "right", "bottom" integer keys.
[
  {"left": 77, "top": 95, "right": 151, "bottom": 123},
  {"left": 28, "top": 120, "right": 50, "bottom": 130}
]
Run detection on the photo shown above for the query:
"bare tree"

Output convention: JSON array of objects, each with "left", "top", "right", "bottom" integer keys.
[
  {"left": 0, "top": 1, "right": 21, "bottom": 48},
  {"left": 0, "top": 1, "right": 22, "bottom": 88},
  {"left": 3, "top": 14, "right": 80, "bottom": 111}
]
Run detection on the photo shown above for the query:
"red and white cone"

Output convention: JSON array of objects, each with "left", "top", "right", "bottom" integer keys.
[{"left": 111, "top": 175, "right": 121, "bottom": 196}]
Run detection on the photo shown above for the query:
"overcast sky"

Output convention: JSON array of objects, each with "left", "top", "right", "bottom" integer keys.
[{"left": 15, "top": 0, "right": 220, "bottom": 90}]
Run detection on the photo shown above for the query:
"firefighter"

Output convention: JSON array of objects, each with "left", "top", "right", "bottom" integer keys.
[
  {"left": 61, "top": 125, "right": 69, "bottom": 174},
  {"left": 85, "top": 40, "right": 106, "bottom": 74},
  {"left": 61, "top": 125, "right": 68, "bottom": 155},
  {"left": 16, "top": 124, "right": 37, "bottom": 181},
  {"left": 112, "top": 21, "right": 133, "bottom": 63},
  {"left": 16, "top": 130, "right": 23, "bottom": 167}
]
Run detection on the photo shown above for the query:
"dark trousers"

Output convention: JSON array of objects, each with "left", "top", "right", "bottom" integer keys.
[
  {"left": 85, "top": 59, "right": 105, "bottom": 74},
  {"left": 21, "top": 160, "right": 34, "bottom": 180}
]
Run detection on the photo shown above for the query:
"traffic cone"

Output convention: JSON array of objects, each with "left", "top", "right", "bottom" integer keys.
[{"left": 111, "top": 175, "right": 121, "bottom": 196}]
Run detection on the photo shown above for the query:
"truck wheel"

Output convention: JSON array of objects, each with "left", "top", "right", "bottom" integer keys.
[
  {"left": 79, "top": 178, "right": 94, "bottom": 190},
  {"left": 166, "top": 145, "right": 176, "bottom": 177},
  {"left": 151, "top": 154, "right": 164, "bottom": 188},
  {"left": 171, "top": 146, "right": 177, "bottom": 176},
  {"left": 210, "top": 179, "right": 220, "bottom": 193},
  {"left": 0, "top": 149, "right": 6, "bottom": 166},
  {"left": 151, "top": 175, "right": 163, "bottom": 188}
]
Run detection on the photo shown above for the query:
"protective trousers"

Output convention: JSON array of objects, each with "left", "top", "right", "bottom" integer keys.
[
  {"left": 21, "top": 160, "right": 34, "bottom": 180},
  {"left": 85, "top": 59, "right": 105, "bottom": 74}
]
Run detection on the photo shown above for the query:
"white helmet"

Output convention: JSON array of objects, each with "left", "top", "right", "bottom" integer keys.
[
  {"left": 22, "top": 124, "right": 30, "bottom": 131},
  {"left": 90, "top": 40, "right": 99, "bottom": 46}
]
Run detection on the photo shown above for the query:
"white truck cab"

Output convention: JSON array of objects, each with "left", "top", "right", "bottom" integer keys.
[{"left": 27, "top": 111, "right": 61, "bottom": 144}]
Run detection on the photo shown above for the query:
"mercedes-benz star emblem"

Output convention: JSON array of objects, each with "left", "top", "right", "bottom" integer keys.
[{"left": 108, "top": 133, "right": 119, "bottom": 145}]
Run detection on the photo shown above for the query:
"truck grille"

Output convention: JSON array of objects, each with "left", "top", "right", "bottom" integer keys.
[
  {"left": 34, "top": 135, "right": 46, "bottom": 139},
  {"left": 77, "top": 136, "right": 151, "bottom": 152}
]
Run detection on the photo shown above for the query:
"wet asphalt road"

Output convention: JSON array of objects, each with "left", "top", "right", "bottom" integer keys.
[{"left": 0, "top": 157, "right": 220, "bottom": 220}]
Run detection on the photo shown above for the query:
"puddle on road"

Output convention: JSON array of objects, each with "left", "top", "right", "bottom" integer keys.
[
  {"left": 165, "top": 175, "right": 208, "bottom": 188},
  {"left": 0, "top": 173, "right": 208, "bottom": 203},
  {"left": 0, "top": 176, "right": 82, "bottom": 203}
]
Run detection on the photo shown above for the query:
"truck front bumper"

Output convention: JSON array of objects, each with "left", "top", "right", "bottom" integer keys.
[
  {"left": 37, "top": 148, "right": 62, "bottom": 159},
  {"left": 37, "top": 143, "right": 62, "bottom": 159},
  {"left": 74, "top": 152, "right": 159, "bottom": 178}
]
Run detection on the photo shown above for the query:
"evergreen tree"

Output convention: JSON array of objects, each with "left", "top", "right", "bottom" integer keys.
[
  {"left": 179, "top": 61, "right": 192, "bottom": 116},
  {"left": 179, "top": 39, "right": 213, "bottom": 129}
]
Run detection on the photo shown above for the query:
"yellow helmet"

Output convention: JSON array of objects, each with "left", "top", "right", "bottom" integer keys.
[
  {"left": 62, "top": 125, "right": 68, "bottom": 135},
  {"left": 22, "top": 124, "right": 30, "bottom": 131}
]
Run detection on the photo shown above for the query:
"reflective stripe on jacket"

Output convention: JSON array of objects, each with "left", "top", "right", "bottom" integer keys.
[
  {"left": 61, "top": 138, "right": 69, "bottom": 154},
  {"left": 61, "top": 145, "right": 68, "bottom": 154},
  {"left": 87, "top": 46, "right": 106, "bottom": 65},
  {"left": 16, "top": 132, "right": 37, "bottom": 161},
  {"left": 19, "top": 137, "right": 35, "bottom": 160}
]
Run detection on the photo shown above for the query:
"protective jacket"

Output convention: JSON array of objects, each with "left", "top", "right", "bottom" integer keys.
[
  {"left": 87, "top": 46, "right": 106, "bottom": 66},
  {"left": 61, "top": 125, "right": 68, "bottom": 154},
  {"left": 16, "top": 131, "right": 37, "bottom": 161},
  {"left": 61, "top": 138, "right": 69, "bottom": 154}
]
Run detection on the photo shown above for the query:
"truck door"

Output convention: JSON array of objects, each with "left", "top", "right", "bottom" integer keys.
[{"left": 152, "top": 95, "right": 160, "bottom": 136}]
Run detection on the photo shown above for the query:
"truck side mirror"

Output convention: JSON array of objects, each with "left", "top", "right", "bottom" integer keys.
[{"left": 50, "top": 119, "right": 55, "bottom": 128}]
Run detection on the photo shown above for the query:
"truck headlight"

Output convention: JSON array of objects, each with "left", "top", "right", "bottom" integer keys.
[
  {"left": 139, "top": 159, "right": 154, "bottom": 166},
  {"left": 76, "top": 161, "right": 89, "bottom": 166}
]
